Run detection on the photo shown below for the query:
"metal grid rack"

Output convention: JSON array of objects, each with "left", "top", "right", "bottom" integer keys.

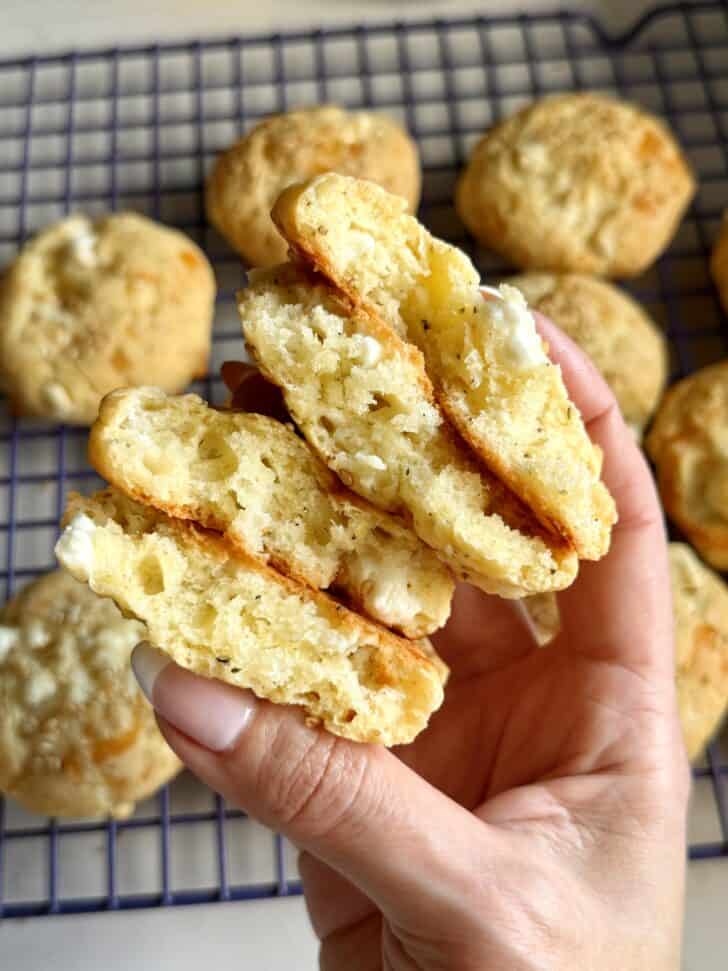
[{"left": 0, "top": 0, "right": 727, "bottom": 918}]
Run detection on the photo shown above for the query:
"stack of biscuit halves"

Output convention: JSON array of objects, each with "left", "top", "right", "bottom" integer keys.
[{"left": 56, "top": 173, "right": 616, "bottom": 746}]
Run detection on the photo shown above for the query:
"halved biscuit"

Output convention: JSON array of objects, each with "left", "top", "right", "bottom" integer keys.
[
  {"left": 55, "top": 489, "right": 445, "bottom": 746},
  {"left": 89, "top": 387, "right": 454, "bottom": 638},
  {"left": 238, "top": 264, "right": 577, "bottom": 598},
  {"left": 205, "top": 105, "right": 421, "bottom": 268},
  {"left": 272, "top": 173, "right": 616, "bottom": 560},
  {"left": 504, "top": 273, "right": 668, "bottom": 441}
]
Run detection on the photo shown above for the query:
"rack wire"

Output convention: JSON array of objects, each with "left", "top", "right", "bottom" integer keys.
[{"left": 0, "top": 0, "right": 727, "bottom": 918}]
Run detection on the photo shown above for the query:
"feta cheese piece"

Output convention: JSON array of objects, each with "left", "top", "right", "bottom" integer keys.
[{"left": 55, "top": 514, "right": 96, "bottom": 581}]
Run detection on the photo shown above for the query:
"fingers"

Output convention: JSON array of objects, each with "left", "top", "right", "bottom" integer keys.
[
  {"left": 533, "top": 312, "right": 660, "bottom": 531},
  {"left": 132, "top": 643, "right": 496, "bottom": 929},
  {"left": 298, "top": 852, "right": 376, "bottom": 940},
  {"left": 532, "top": 313, "right": 673, "bottom": 677}
]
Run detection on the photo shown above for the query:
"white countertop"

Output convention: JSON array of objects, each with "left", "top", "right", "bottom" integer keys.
[
  {"left": 1, "top": 1, "right": 725, "bottom": 968},
  {"left": 2, "top": 0, "right": 669, "bottom": 56}
]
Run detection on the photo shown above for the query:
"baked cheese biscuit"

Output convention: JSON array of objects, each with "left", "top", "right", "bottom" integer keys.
[
  {"left": 647, "top": 362, "right": 728, "bottom": 570},
  {"left": 89, "top": 386, "right": 454, "bottom": 638},
  {"left": 272, "top": 174, "right": 615, "bottom": 559},
  {"left": 0, "top": 213, "right": 215, "bottom": 425},
  {"left": 670, "top": 543, "right": 728, "bottom": 759},
  {"left": 456, "top": 93, "right": 695, "bottom": 277},
  {"left": 205, "top": 106, "right": 420, "bottom": 267},
  {"left": 0, "top": 570, "right": 180, "bottom": 819},
  {"left": 55, "top": 489, "right": 445, "bottom": 746},
  {"left": 506, "top": 273, "right": 668, "bottom": 439},
  {"left": 239, "top": 263, "right": 578, "bottom": 597},
  {"left": 711, "top": 209, "right": 728, "bottom": 315}
]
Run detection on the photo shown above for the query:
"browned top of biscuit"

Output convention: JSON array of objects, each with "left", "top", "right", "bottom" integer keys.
[
  {"left": 205, "top": 105, "right": 421, "bottom": 268},
  {"left": 647, "top": 361, "right": 728, "bottom": 571},
  {"left": 456, "top": 93, "right": 695, "bottom": 277},
  {"left": 670, "top": 543, "right": 728, "bottom": 759}
]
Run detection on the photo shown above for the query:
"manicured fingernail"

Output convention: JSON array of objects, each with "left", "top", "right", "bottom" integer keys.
[
  {"left": 131, "top": 641, "right": 170, "bottom": 704},
  {"left": 132, "top": 641, "right": 257, "bottom": 751}
]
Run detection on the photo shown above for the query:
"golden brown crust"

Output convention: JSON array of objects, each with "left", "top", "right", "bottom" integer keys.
[
  {"left": 89, "top": 387, "right": 455, "bottom": 638},
  {"left": 711, "top": 210, "right": 728, "bottom": 315},
  {"left": 506, "top": 273, "right": 669, "bottom": 438},
  {"left": 239, "top": 263, "right": 578, "bottom": 597},
  {"left": 0, "top": 570, "right": 180, "bottom": 818},
  {"left": 205, "top": 106, "right": 421, "bottom": 267},
  {"left": 670, "top": 543, "right": 728, "bottom": 759},
  {"left": 0, "top": 213, "right": 215, "bottom": 425},
  {"left": 57, "top": 489, "right": 446, "bottom": 746},
  {"left": 647, "top": 362, "right": 728, "bottom": 570},
  {"left": 456, "top": 93, "right": 695, "bottom": 277},
  {"left": 271, "top": 174, "right": 615, "bottom": 560}
]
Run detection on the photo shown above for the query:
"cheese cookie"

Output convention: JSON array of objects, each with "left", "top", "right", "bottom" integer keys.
[
  {"left": 271, "top": 173, "right": 616, "bottom": 559},
  {"left": 89, "top": 386, "right": 455, "bottom": 638},
  {"left": 0, "top": 213, "right": 215, "bottom": 424},
  {"left": 647, "top": 362, "right": 728, "bottom": 570},
  {"left": 205, "top": 106, "right": 421, "bottom": 267},
  {"left": 456, "top": 93, "right": 695, "bottom": 277},
  {"left": 506, "top": 273, "right": 668, "bottom": 439},
  {"left": 0, "top": 570, "right": 180, "bottom": 819},
  {"left": 670, "top": 543, "right": 728, "bottom": 759},
  {"left": 55, "top": 489, "right": 446, "bottom": 746}
]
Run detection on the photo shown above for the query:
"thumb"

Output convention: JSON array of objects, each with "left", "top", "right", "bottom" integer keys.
[{"left": 132, "top": 642, "right": 493, "bottom": 927}]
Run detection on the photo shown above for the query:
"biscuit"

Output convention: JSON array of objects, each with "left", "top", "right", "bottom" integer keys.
[
  {"left": 272, "top": 174, "right": 615, "bottom": 559},
  {"left": 89, "top": 386, "right": 455, "bottom": 638},
  {"left": 55, "top": 489, "right": 445, "bottom": 746},
  {"left": 670, "top": 543, "right": 728, "bottom": 759},
  {"left": 0, "top": 570, "right": 180, "bottom": 819},
  {"left": 456, "top": 93, "right": 695, "bottom": 277},
  {"left": 711, "top": 209, "right": 728, "bottom": 315},
  {"left": 0, "top": 213, "right": 215, "bottom": 425},
  {"left": 205, "top": 106, "right": 421, "bottom": 268},
  {"left": 239, "top": 264, "right": 578, "bottom": 597},
  {"left": 506, "top": 273, "right": 668, "bottom": 439},
  {"left": 646, "top": 362, "right": 728, "bottom": 570}
]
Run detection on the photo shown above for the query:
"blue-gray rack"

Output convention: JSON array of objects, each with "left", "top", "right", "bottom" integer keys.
[{"left": 0, "top": 0, "right": 727, "bottom": 918}]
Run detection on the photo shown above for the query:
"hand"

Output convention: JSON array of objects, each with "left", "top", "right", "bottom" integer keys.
[{"left": 132, "top": 315, "right": 690, "bottom": 970}]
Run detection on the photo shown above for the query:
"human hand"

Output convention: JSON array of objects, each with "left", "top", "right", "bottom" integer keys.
[{"left": 131, "top": 314, "right": 690, "bottom": 970}]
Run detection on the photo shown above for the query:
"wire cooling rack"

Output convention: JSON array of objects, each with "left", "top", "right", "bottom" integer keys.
[{"left": 0, "top": 0, "right": 727, "bottom": 919}]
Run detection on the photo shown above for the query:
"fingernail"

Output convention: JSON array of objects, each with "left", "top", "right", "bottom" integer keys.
[
  {"left": 131, "top": 641, "right": 170, "bottom": 704},
  {"left": 132, "top": 641, "right": 257, "bottom": 752}
]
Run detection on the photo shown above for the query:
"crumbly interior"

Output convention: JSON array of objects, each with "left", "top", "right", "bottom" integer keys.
[
  {"left": 56, "top": 489, "right": 445, "bottom": 746},
  {"left": 90, "top": 387, "right": 454, "bottom": 637},
  {"left": 273, "top": 174, "right": 616, "bottom": 560},
  {"left": 0, "top": 570, "right": 179, "bottom": 818},
  {"left": 239, "top": 266, "right": 577, "bottom": 597},
  {"left": 505, "top": 272, "right": 668, "bottom": 438}
]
